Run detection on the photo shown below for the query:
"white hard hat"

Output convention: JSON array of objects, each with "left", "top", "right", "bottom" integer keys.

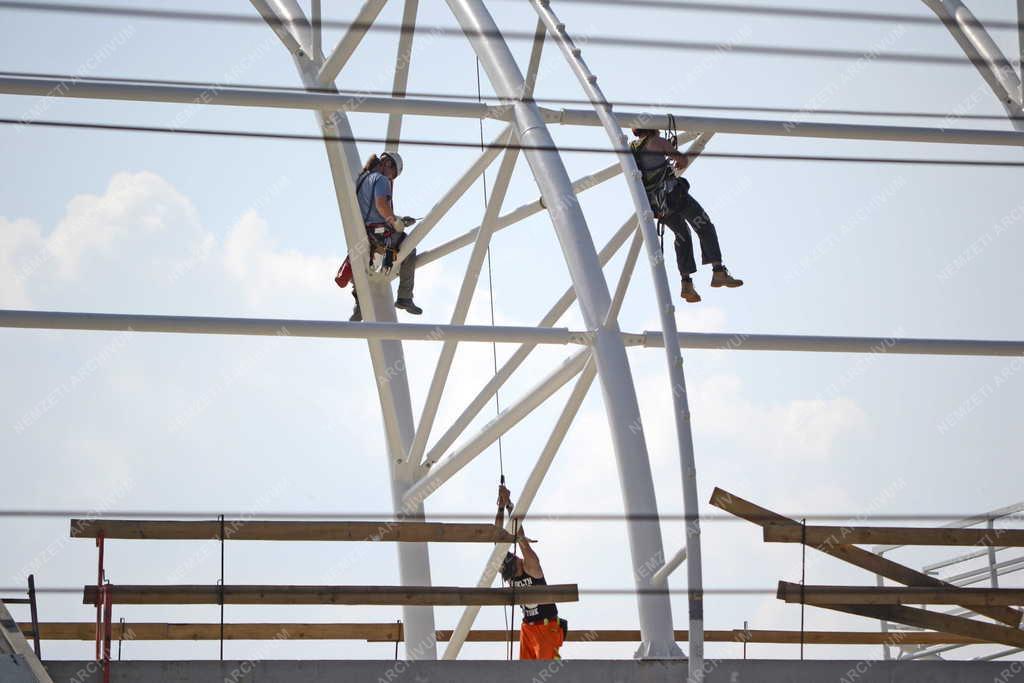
[{"left": 381, "top": 151, "right": 404, "bottom": 177}]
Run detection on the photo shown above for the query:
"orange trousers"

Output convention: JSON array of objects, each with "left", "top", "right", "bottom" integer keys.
[{"left": 519, "top": 619, "right": 564, "bottom": 660}]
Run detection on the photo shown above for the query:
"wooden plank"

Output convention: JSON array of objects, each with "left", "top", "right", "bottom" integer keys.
[
  {"left": 81, "top": 584, "right": 579, "bottom": 607},
  {"left": 813, "top": 603, "right": 1024, "bottom": 649},
  {"left": 69, "top": 519, "right": 517, "bottom": 543},
  {"left": 765, "top": 524, "right": 1024, "bottom": 547},
  {"left": 20, "top": 623, "right": 984, "bottom": 645},
  {"left": 709, "top": 487, "right": 1023, "bottom": 627},
  {"left": 778, "top": 582, "right": 1024, "bottom": 607},
  {"left": 22, "top": 622, "right": 402, "bottom": 641}
]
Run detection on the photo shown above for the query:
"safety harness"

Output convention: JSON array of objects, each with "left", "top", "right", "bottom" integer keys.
[
  {"left": 630, "top": 115, "right": 687, "bottom": 253},
  {"left": 356, "top": 172, "right": 404, "bottom": 274}
]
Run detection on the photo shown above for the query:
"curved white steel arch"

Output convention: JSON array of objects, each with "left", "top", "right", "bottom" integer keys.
[{"left": 444, "top": 0, "right": 682, "bottom": 659}]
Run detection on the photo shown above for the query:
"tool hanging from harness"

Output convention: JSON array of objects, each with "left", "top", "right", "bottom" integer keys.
[{"left": 334, "top": 173, "right": 418, "bottom": 288}]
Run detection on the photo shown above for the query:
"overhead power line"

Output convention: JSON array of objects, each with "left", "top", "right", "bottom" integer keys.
[
  {"left": 5, "top": 116, "right": 1024, "bottom": 168},
  {"left": 0, "top": 1, "right": 1008, "bottom": 68},
  {"left": 3, "top": 70, "right": 1017, "bottom": 123}
]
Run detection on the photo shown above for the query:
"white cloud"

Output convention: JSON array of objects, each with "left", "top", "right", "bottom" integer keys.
[
  {"left": 0, "top": 216, "right": 45, "bottom": 307},
  {"left": 223, "top": 210, "right": 339, "bottom": 306},
  {"left": 692, "top": 373, "right": 867, "bottom": 459}
]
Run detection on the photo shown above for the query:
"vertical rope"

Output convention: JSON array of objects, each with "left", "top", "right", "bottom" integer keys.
[
  {"left": 475, "top": 56, "right": 505, "bottom": 478},
  {"left": 477, "top": 54, "right": 511, "bottom": 659}
]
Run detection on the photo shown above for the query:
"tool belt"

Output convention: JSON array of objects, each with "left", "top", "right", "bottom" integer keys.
[{"left": 365, "top": 222, "right": 403, "bottom": 273}]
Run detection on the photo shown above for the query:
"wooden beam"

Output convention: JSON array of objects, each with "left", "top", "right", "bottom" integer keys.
[
  {"left": 811, "top": 603, "right": 1024, "bottom": 649},
  {"left": 19, "top": 623, "right": 984, "bottom": 645},
  {"left": 778, "top": 582, "right": 1024, "bottom": 607},
  {"left": 81, "top": 584, "right": 579, "bottom": 607},
  {"left": 709, "top": 487, "right": 1023, "bottom": 627},
  {"left": 22, "top": 622, "right": 401, "bottom": 641},
  {"left": 765, "top": 524, "right": 1024, "bottom": 547},
  {"left": 70, "top": 519, "right": 517, "bottom": 543}
]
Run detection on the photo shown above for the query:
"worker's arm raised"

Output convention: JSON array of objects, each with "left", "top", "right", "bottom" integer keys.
[{"left": 517, "top": 525, "right": 544, "bottom": 579}]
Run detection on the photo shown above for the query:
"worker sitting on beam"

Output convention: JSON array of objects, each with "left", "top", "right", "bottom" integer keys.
[
  {"left": 497, "top": 483, "right": 567, "bottom": 660},
  {"left": 630, "top": 128, "right": 743, "bottom": 303},
  {"left": 347, "top": 151, "right": 423, "bottom": 321}
]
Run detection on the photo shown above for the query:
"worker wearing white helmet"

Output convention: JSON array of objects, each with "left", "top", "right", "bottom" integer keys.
[{"left": 349, "top": 150, "right": 422, "bottom": 321}]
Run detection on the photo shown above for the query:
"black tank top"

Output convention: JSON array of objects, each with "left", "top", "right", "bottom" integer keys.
[{"left": 510, "top": 573, "right": 559, "bottom": 624}]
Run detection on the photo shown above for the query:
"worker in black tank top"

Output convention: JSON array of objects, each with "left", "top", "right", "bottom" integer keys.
[{"left": 496, "top": 484, "right": 566, "bottom": 660}]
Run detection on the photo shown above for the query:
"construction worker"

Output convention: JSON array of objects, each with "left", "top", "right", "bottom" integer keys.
[
  {"left": 630, "top": 128, "right": 743, "bottom": 303},
  {"left": 350, "top": 151, "right": 422, "bottom": 321},
  {"left": 496, "top": 484, "right": 566, "bottom": 660}
]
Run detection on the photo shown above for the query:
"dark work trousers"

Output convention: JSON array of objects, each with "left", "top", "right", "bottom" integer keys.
[
  {"left": 353, "top": 231, "right": 417, "bottom": 302},
  {"left": 659, "top": 181, "right": 723, "bottom": 277}
]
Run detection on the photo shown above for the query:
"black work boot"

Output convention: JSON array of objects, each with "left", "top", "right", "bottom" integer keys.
[
  {"left": 349, "top": 304, "right": 362, "bottom": 322},
  {"left": 395, "top": 298, "right": 423, "bottom": 315}
]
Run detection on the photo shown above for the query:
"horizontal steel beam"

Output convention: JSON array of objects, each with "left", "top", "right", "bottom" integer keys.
[
  {"left": 0, "top": 310, "right": 581, "bottom": 345},
  {"left": 647, "top": 331, "right": 1024, "bottom": 357},
  {"left": 3, "top": 75, "right": 1024, "bottom": 146},
  {"left": 4, "top": 310, "right": 1022, "bottom": 357}
]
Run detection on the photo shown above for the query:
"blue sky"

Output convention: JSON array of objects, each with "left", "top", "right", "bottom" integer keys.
[{"left": 1, "top": 0, "right": 1023, "bottom": 663}]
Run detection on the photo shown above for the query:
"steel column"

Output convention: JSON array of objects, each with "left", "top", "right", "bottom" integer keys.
[
  {"left": 531, "top": 0, "right": 701, "bottom": 665},
  {"left": 250, "top": 0, "right": 438, "bottom": 656},
  {"left": 447, "top": 0, "right": 679, "bottom": 658}
]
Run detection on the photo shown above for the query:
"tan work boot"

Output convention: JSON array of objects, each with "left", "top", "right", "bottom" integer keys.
[
  {"left": 681, "top": 279, "right": 701, "bottom": 303},
  {"left": 711, "top": 266, "right": 744, "bottom": 288}
]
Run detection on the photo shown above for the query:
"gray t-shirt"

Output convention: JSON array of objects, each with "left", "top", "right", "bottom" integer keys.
[{"left": 357, "top": 171, "right": 392, "bottom": 225}]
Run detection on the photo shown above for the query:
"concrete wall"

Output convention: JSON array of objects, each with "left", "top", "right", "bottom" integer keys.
[{"left": 42, "top": 659, "right": 1024, "bottom": 683}]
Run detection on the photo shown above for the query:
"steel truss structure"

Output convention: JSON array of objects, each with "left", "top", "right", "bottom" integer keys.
[{"left": 2, "top": 0, "right": 1024, "bottom": 677}]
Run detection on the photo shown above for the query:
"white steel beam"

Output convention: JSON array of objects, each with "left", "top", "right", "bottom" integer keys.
[
  {"left": 311, "top": 0, "right": 322, "bottom": 62},
  {"left": 922, "top": 0, "right": 1024, "bottom": 130},
  {"left": 423, "top": 218, "right": 636, "bottom": 465},
  {"left": 0, "top": 310, "right": 584, "bottom": 344},
  {"left": 443, "top": 215, "right": 640, "bottom": 659},
  {"left": 1019, "top": 0, "right": 1024, "bottom": 102},
  {"left": 5, "top": 75, "right": 1024, "bottom": 145},
  {"left": 394, "top": 125, "right": 511, "bottom": 268},
  {"left": 251, "top": 0, "right": 313, "bottom": 57},
  {"left": 318, "top": 0, "right": 390, "bottom": 84},
  {"left": 532, "top": 0, "right": 695, "bottom": 663},
  {"left": 651, "top": 546, "right": 689, "bottom": 586},
  {"left": 416, "top": 163, "right": 623, "bottom": 268},
  {"left": 646, "top": 332, "right": 1024, "bottom": 357},
  {"left": 385, "top": 0, "right": 420, "bottom": 151},
  {"left": 452, "top": 0, "right": 681, "bottom": 658},
  {"left": 523, "top": 18, "right": 546, "bottom": 100},
  {"left": 6, "top": 311, "right": 1022, "bottom": 357},
  {"left": 259, "top": 0, "right": 436, "bottom": 654},
  {"left": 408, "top": 145, "right": 520, "bottom": 467},
  {"left": 442, "top": 359, "right": 597, "bottom": 659},
  {"left": 403, "top": 349, "right": 590, "bottom": 506}
]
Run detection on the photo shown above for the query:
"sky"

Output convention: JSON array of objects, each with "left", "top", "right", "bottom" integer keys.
[{"left": 1, "top": 0, "right": 1024, "bottom": 666}]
